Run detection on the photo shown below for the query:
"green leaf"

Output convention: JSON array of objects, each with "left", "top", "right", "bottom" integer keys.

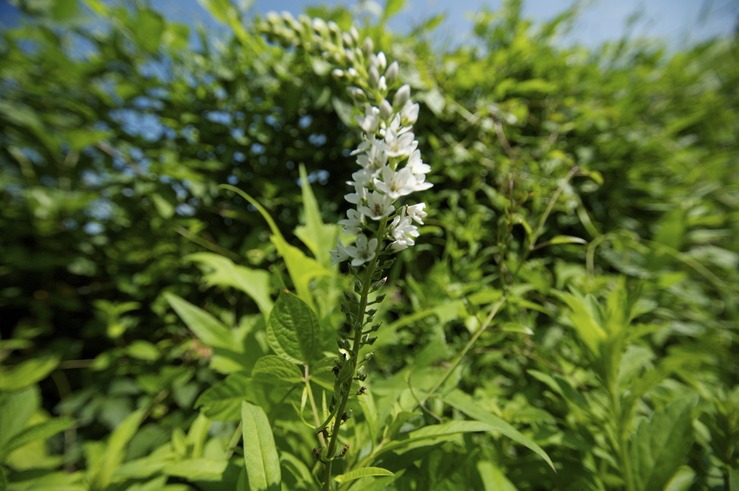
[
  {"left": 164, "top": 293, "right": 234, "bottom": 350},
  {"left": 219, "top": 185, "right": 333, "bottom": 310},
  {"left": 163, "top": 459, "right": 229, "bottom": 481},
  {"left": 556, "top": 289, "right": 606, "bottom": 357},
  {"left": 0, "top": 355, "right": 60, "bottom": 391},
  {"left": 88, "top": 409, "right": 146, "bottom": 490},
  {"left": 0, "top": 387, "right": 38, "bottom": 451},
  {"left": 334, "top": 467, "right": 395, "bottom": 484},
  {"left": 294, "top": 164, "right": 338, "bottom": 266},
  {"left": 383, "top": 0, "right": 405, "bottom": 21},
  {"left": 476, "top": 460, "right": 517, "bottom": 491},
  {"left": 1, "top": 416, "right": 75, "bottom": 459},
  {"left": 132, "top": 8, "right": 164, "bottom": 54},
  {"left": 188, "top": 252, "right": 273, "bottom": 315},
  {"left": 252, "top": 355, "right": 303, "bottom": 384},
  {"left": 50, "top": 0, "right": 79, "bottom": 22},
  {"left": 241, "top": 402, "right": 281, "bottom": 491},
  {"left": 125, "top": 340, "right": 160, "bottom": 361},
  {"left": 547, "top": 235, "right": 588, "bottom": 246},
  {"left": 198, "top": 0, "right": 255, "bottom": 46},
  {"left": 380, "top": 420, "right": 494, "bottom": 455},
  {"left": 266, "top": 292, "right": 320, "bottom": 365},
  {"left": 196, "top": 373, "right": 252, "bottom": 422},
  {"left": 630, "top": 395, "right": 698, "bottom": 491},
  {"left": 444, "top": 390, "right": 554, "bottom": 469}
]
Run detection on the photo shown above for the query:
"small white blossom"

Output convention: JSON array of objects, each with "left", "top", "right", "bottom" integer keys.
[
  {"left": 375, "top": 166, "right": 417, "bottom": 199},
  {"left": 344, "top": 233, "right": 377, "bottom": 267},
  {"left": 407, "top": 149, "right": 431, "bottom": 175},
  {"left": 388, "top": 215, "right": 419, "bottom": 252},
  {"left": 339, "top": 209, "right": 364, "bottom": 234},
  {"left": 330, "top": 239, "right": 351, "bottom": 264},
  {"left": 344, "top": 181, "right": 367, "bottom": 205},
  {"left": 359, "top": 191, "right": 394, "bottom": 220},
  {"left": 406, "top": 203, "right": 427, "bottom": 224},
  {"left": 357, "top": 106, "right": 380, "bottom": 134}
]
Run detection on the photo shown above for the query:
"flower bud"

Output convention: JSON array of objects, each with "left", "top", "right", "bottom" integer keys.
[
  {"left": 377, "top": 75, "right": 387, "bottom": 93},
  {"left": 350, "top": 26, "right": 360, "bottom": 43},
  {"left": 393, "top": 84, "right": 411, "bottom": 109},
  {"left": 332, "top": 68, "right": 345, "bottom": 79},
  {"left": 401, "top": 102, "right": 420, "bottom": 125},
  {"left": 347, "top": 86, "right": 367, "bottom": 102},
  {"left": 362, "top": 37, "right": 374, "bottom": 57},
  {"left": 342, "top": 32, "right": 353, "bottom": 47},
  {"left": 368, "top": 65, "right": 380, "bottom": 89},
  {"left": 385, "top": 61, "right": 399, "bottom": 85},
  {"left": 379, "top": 99, "right": 393, "bottom": 120}
]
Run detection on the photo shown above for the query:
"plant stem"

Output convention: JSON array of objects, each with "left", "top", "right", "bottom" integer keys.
[
  {"left": 418, "top": 295, "right": 506, "bottom": 408},
  {"left": 322, "top": 218, "right": 388, "bottom": 490}
]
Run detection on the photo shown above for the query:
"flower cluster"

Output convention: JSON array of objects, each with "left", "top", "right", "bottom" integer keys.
[
  {"left": 259, "top": 13, "right": 431, "bottom": 266},
  {"left": 330, "top": 55, "right": 431, "bottom": 266}
]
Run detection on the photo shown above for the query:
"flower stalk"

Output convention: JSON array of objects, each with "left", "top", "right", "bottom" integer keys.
[{"left": 259, "top": 13, "right": 431, "bottom": 488}]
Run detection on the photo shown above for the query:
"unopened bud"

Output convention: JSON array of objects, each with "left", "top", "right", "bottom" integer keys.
[
  {"left": 385, "top": 61, "right": 399, "bottom": 85},
  {"left": 368, "top": 65, "right": 380, "bottom": 89},
  {"left": 347, "top": 86, "right": 367, "bottom": 102},
  {"left": 362, "top": 37, "right": 374, "bottom": 57},
  {"left": 342, "top": 32, "right": 353, "bottom": 47},
  {"left": 401, "top": 102, "right": 420, "bottom": 125},
  {"left": 332, "top": 68, "right": 345, "bottom": 79},
  {"left": 377, "top": 75, "right": 387, "bottom": 93},
  {"left": 393, "top": 84, "right": 411, "bottom": 109},
  {"left": 379, "top": 99, "right": 393, "bottom": 120}
]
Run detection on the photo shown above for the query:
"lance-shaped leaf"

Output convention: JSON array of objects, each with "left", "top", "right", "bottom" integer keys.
[{"left": 241, "top": 402, "right": 281, "bottom": 491}]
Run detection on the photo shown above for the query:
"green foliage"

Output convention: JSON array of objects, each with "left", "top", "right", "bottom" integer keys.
[{"left": 1, "top": 0, "right": 737, "bottom": 489}]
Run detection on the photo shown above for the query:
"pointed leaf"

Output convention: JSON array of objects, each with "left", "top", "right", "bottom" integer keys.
[
  {"left": 1, "top": 416, "right": 75, "bottom": 458},
  {"left": 630, "top": 395, "right": 698, "bottom": 491},
  {"left": 188, "top": 252, "right": 273, "bottom": 315},
  {"left": 164, "top": 292, "right": 234, "bottom": 349},
  {"left": 241, "top": 402, "right": 281, "bottom": 491},
  {"left": 89, "top": 409, "right": 146, "bottom": 489},
  {"left": 444, "top": 389, "right": 554, "bottom": 469},
  {"left": 196, "top": 373, "right": 252, "bottom": 422},
  {"left": 252, "top": 355, "right": 303, "bottom": 384},
  {"left": 334, "top": 467, "right": 394, "bottom": 484},
  {"left": 294, "top": 164, "right": 338, "bottom": 266},
  {"left": 266, "top": 292, "right": 320, "bottom": 364},
  {"left": 0, "top": 355, "right": 60, "bottom": 391}
]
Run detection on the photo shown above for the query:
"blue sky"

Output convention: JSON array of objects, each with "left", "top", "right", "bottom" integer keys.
[{"left": 1, "top": 0, "right": 737, "bottom": 48}]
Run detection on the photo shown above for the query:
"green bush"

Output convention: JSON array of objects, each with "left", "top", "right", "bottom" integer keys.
[{"left": 1, "top": 0, "right": 736, "bottom": 489}]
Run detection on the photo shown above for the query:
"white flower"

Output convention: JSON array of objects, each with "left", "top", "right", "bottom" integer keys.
[
  {"left": 388, "top": 215, "right": 419, "bottom": 252},
  {"left": 407, "top": 149, "right": 430, "bottom": 176},
  {"left": 359, "top": 191, "right": 394, "bottom": 220},
  {"left": 344, "top": 181, "right": 367, "bottom": 205},
  {"left": 384, "top": 126, "right": 416, "bottom": 158},
  {"left": 375, "top": 166, "right": 417, "bottom": 199},
  {"left": 406, "top": 203, "right": 427, "bottom": 224},
  {"left": 344, "top": 233, "right": 378, "bottom": 267},
  {"left": 357, "top": 105, "right": 380, "bottom": 133},
  {"left": 356, "top": 137, "right": 387, "bottom": 172},
  {"left": 401, "top": 102, "right": 420, "bottom": 125},
  {"left": 339, "top": 209, "right": 364, "bottom": 234},
  {"left": 330, "top": 239, "right": 351, "bottom": 264}
]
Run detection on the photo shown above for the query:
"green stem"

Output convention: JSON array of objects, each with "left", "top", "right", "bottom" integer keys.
[
  {"left": 418, "top": 295, "right": 506, "bottom": 408},
  {"left": 322, "top": 218, "right": 389, "bottom": 490}
]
